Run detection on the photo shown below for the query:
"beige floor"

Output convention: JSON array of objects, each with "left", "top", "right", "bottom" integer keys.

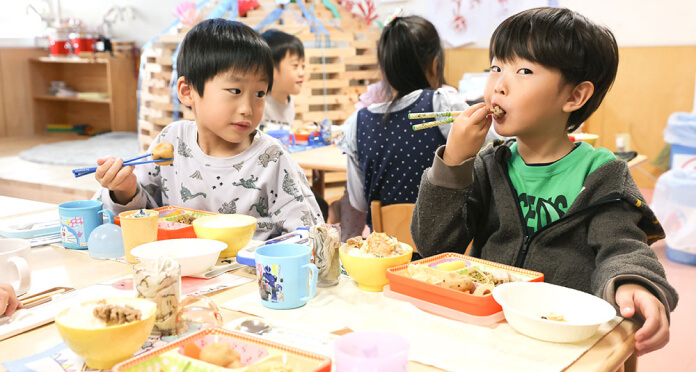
[{"left": 0, "top": 136, "right": 99, "bottom": 204}]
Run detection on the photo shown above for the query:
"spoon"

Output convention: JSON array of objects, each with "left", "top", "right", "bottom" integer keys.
[{"left": 239, "top": 318, "right": 272, "bottom": 335}]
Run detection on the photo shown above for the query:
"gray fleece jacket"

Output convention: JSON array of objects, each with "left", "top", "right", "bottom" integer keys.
[{"left": 411, "top": 140, "right": 678, "bottom": 314}]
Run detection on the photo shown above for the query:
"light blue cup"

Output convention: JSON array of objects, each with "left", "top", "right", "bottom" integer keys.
[
  {"left": 255, "top": 243, "right": 318, "bottom": 309},
  {"left": 58, "top": 200, "right": 103, "bottom": 249}
]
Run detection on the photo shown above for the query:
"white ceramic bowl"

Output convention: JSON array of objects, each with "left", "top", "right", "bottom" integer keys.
[
  {"left": 130, "top": 238, "right": 226, "bottom": 276},
  {"left": 492, "top": 282, "right": 617, "bottom": 343}
]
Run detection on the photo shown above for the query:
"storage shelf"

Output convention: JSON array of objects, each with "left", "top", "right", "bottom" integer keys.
[
  {"left": 33, "top": 95, "right": 111, "bottom": 104},
  {"left": 35, "top": 57, "right": 108, "bottom": 64}
]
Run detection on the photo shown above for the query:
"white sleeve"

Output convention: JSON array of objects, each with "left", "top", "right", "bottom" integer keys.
[{"left": 337, "top": 110, "right": 368, "bottom": 212}]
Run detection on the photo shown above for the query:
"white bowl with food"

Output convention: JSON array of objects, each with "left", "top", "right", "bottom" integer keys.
[
  {"left": 130, "top": 238, "right": 226, "bottom": 276},
  {"left": 492, "top": 281, "right": 617, "bottom": 343}
]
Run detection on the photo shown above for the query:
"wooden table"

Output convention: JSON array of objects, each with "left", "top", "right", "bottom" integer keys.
[
  {"left": 290, "top": 145, "right": 346, "bottom": 198},
  {"left": 0, "top": 197, "right": 639, "bottom": 371},
  {"left": 628, "top": 154, "right": 648, "bottom": 169}
]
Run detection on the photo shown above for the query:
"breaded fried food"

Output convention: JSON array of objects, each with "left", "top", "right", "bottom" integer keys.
[{"left": 152, "top": 142, "right": 174, "bottom": 166}]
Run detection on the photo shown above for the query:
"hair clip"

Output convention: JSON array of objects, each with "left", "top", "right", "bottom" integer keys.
[{"left": 384, "top": 7, "right": 403, "bottom": 27}]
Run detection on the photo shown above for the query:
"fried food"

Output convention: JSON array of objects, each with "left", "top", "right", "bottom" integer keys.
[
  {"left": 345, "top": 232, "right": 409, "bottom": 258},
  {"left": 152, "top": 142, "right": 174, "bottom": 166},
  {"left": 199, "top": 342, "right": 243, "bottom": 368},
  {"left": 491, "top": 106, "right": 505, "bottom": 118}
]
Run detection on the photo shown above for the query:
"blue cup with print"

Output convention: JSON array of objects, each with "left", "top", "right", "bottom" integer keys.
[
  {"left": 58, "top": 200, "right": 103, "bottom": 249},
  {"left": 255, "top": 243, "right": 318, "bottom": 309},
  {"left": 267, "top": 129, "right": 296, "bottom": 150}
]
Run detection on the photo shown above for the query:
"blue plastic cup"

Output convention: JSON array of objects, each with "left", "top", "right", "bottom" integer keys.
[
  {"left": 88, "top": 209, "right": 125, "bottom": 259},
  {"left": 58, "top": 200, "right": 103, "bottom": 249},
  {"left": 254, "top": 243, "right": 318, "bottom": 309}
]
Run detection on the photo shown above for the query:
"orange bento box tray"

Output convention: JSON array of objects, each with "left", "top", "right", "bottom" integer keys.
[
  {"left": 386, "top": 253, "right": 544, "bottom": 317},
  {"left": 113, "top": 327, "right": 332, "bottom": 372},
  {"left": 114, "top": 206, "right": 218, "bottom": 240}
]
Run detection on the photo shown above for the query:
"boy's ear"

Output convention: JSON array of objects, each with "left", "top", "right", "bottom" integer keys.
[
  {"left": 177, "top": 76, "right": 196, "bottom": 107},
  {"left": 563, "top": 81, "right": 594, "bottom": 113}
]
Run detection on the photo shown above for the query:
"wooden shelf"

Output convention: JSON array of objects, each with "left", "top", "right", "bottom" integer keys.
[
  {"left": 36, "top": 57, "right": 108, "bottom": 64},
  {"left": 29, "top": 54, "right": 137, "bottom": 134},
  {"left": 33, "top": 95, "right": 111, "bottom": 104}
]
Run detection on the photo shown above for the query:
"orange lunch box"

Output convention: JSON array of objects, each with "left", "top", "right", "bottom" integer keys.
[
  {"left": 114, "top": 206, "right": 218, "bottom": 240},
  {"left": 386, "top": 253, "right": 544, "bottom": 317}
]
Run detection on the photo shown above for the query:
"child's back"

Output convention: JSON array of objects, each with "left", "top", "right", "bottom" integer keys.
[
  {"left": 93, "top": 19, "right": 324, "bottom": 239},
  {"left": 339, "top": 15, "right": 497, "bottom": 227}
]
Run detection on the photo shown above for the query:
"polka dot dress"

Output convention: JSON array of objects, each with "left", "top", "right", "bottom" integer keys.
[{"left": 356, "top": 90, "right": 446, "bottom": 226}]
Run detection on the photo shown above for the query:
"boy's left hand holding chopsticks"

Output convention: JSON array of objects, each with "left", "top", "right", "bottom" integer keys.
[{"left": 442, "top": 102, "right": 493, "bottom": 166}]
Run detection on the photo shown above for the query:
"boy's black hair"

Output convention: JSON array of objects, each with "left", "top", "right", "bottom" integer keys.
[
  {"left": 490, "top": 7, "right": 619, "bottom": 132},
  {"left": 377, "top": 16, "right": 445, "bottom": 116},
  {"left": 177, "top": 19, "right": 274, "bottom": 96},
  {"left": 260, "top": 29, "right": 305, "bottom": 68}
]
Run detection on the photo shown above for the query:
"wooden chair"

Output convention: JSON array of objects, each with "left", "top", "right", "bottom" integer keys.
[{"left": 370, "top": 200, "right": 417, "bottom": 252}]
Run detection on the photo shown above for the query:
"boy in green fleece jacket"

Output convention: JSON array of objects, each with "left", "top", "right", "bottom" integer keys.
[{"left": 411, "top": 7, "right": 677, "bottom": 356}]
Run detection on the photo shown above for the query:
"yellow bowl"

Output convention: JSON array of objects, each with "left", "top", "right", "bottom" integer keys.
[
  {"left": 339, "top": 242, "right": 413, "bottom": 292},
  {"left": 55, "top": 298, "right": 157, "bottom": 370},
  {"left": 192, "top": 214, "right": 257, "bottom": 258},
  {"left": 569, "top": 133, "right": 599, "bottom": 147}
]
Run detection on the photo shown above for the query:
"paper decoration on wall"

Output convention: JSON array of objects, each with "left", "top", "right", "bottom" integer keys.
[
  {"left": 339, "top": 0, "right": 379, "bottom": 26},
  {"left": 426, "top": 0, "right": 550, "bottom": 48}
]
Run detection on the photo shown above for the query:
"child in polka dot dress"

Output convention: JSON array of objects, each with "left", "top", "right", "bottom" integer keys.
[{"left": 339, "top": 15, "right": 498, "bottom": 232}]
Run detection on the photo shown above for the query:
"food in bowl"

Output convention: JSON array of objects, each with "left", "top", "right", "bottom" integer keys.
[
  {"left": 55, "top": 298, "right": 157, "bottom": 369},
  {"left": 192, "top": 214, "right": 257, "bottom": 258},
  {"left": 344, "top": 233, "right": 411, "bottom": 257},
  {"left": 339, "top": 232, "right": 413, "bottom": 292},
  {"left": 492, "top": 282, "right": 617, "bottom": 343}
]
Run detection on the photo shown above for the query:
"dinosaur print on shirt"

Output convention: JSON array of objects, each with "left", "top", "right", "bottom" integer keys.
[
  {"left": 282, "top": 169, "right": 304, "bottom": 202},
  {"left": 233, "top": 175, "right": 261, "bottom": 190},
  {"left": 258, "top": 145, "right": 283, "bottom": 167},
  {"left": 180, "top": 184, "right": 206, "bottom": 202},
  {"left": 178, "top": 141, "right": 193, "bottom": 158},
  {"left": 219, "top": 198, "right": 240, "bottom": 214}
]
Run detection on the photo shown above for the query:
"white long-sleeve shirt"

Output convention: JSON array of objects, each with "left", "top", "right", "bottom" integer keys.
[{"left": 96, "top": 121, "right": 324, "bottom": 239}]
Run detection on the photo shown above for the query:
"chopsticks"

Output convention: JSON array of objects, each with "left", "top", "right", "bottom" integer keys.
[
  {"left": 71, "top": 154, "right": 173, "bottom": 178},
  {"left": 412, "top": 117, "right": 455, "bottom": 131},
  {"left": 21, "top": 288, "right": 66, "bottom": 306}
]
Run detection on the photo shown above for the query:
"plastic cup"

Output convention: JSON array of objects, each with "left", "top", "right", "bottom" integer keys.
[
  {"left": 119, "top": 209, "right": 158, "bottom": 264},
  {"left": 334, "top": 331, "right": 409, "bottom": 372}
]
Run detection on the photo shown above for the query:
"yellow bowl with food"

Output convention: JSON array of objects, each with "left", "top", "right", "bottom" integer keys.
[
  {"left": 339, "top": 233, "right": 413, "bottom": 292},
  {"left": 569, "top": 133, "right": 599, "bottom": 147},
  {"left": 55, "top": 298, "right": 157, "bottom": 370},
  {"left": 192, "top": 214, "right": 257, "bottom": 258}
]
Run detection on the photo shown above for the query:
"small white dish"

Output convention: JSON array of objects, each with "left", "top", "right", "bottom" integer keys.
[{"left": 492, "top": 281, "right": 617, "bottom": 343}]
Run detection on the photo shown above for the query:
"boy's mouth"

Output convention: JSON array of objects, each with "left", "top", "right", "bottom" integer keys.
[
  {"left": 230, "top": 121, "right": 251, "bottom": 130},
  {"left": 491, "top": 105, "right": 506, "bottom": 119}
]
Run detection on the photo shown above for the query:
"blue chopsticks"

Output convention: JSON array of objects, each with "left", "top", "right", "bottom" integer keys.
[{"left": 71, "top": 153, "right": 173, "bottom": 178}]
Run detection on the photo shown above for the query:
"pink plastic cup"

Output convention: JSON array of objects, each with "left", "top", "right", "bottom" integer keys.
[{"left": 334, "top": 331, "right": 409, "bottom": 372}]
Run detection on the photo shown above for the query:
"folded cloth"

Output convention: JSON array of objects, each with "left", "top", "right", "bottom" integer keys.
[{"left": 222, "top": 276, "right": 622, "bottom": 372}]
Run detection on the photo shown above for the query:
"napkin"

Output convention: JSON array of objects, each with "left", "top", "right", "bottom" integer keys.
[{"left": 222, "top": 277, "right": 622, "bottom": 372}]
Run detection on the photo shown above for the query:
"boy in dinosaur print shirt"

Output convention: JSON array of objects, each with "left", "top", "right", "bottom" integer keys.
[{"left": 92, "top": 20, "right": 324, "bottom": 239}]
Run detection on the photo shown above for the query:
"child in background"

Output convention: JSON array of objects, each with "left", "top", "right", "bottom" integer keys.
[
  {"left": 411, "top": 8, "right": 677, "bottom": 355},
  {"left": 259, "top": 29, "right": 306, "bottom": 131},
  {"left": 260, "top": 28, "right": 329, "bottom": 220},
  {"left": 339, "top": 15, "right": 498, "bottom": 237},
  {"left": 94, "top": 19, "right": 324, "bottom": 240}
]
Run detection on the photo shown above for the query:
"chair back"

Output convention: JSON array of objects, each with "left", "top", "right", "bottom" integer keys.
[{"left": 370, "top": 200, "right": 417, "bottom": 252}]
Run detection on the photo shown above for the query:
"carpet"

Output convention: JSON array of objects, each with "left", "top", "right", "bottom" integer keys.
[{"left": 19, "top": 132, "right": 141, "bottom": 166}]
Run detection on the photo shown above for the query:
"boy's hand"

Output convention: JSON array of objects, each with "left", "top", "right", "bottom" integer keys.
[
  {"left": 94, "top": 156, "right": 138, "bottom": 204},
  {"left": 615, "top": 283, "right": 670, "bottom": 356},
  {"left": 442, "top": 102, "right": 492, "bottom": 165}
]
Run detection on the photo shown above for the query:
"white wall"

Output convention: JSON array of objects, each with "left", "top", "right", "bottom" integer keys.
[{"left": 1, "top": 0, "right": 695, "bottom": 48}]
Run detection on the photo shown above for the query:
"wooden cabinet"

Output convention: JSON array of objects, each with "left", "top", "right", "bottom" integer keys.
[{"left": 29, "top": 56, "right": 137, "bottom": 135}]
